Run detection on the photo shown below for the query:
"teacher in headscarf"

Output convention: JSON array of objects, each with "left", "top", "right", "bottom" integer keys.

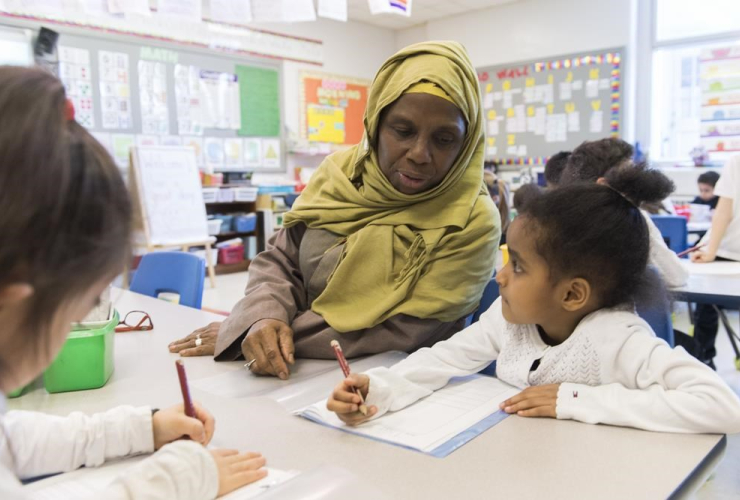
[{"left": 169, "top": 41, "right": 500, "bottom": 379}]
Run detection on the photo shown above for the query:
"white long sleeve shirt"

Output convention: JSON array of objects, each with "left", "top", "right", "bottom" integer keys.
[
  {"left": 364, "top": 298, "right": 740, "bottom": 434},
  {"left": 0, "top": 402, "right": 218, "bottom": 499},
  {"left": 642, "top": 210, "right": 689, "bottom": 287}
]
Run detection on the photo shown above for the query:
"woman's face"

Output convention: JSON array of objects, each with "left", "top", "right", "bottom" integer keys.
[{"left": 377, "top": 93, "right": 466, "bottom": 195}]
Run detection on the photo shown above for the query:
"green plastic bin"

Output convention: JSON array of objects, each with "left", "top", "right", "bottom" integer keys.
[{"left": 43, "top": 309, "right": 118, "bottom": 393}]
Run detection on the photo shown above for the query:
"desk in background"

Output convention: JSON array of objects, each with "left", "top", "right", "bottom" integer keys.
[{"left": 9, "top": 290, "right": 727, "bottom": 500}]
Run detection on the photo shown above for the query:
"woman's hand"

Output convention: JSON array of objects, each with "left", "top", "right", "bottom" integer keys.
[
  {"left": 168, "top": 322, "right": 221, "bottom": 356},
  {"left": 241, "top": 319, "right": 295, "bottom": 380},
  {"left": 326, "top": 373, "right": 377, "bottom": 426},
  {"left": 210, "top": 449, "right": 268, "bottom": 497},
  {"left": 690, "top": 250, "right": 717, "bottom": 263},
  {"left": 152, "top": 403, "right": 215, "bottom": 449},
  {"left": 499, "top": 384, "right": 560, "bottom": 418}
]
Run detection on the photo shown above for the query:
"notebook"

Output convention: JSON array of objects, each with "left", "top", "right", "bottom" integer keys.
[{"left": 296, "top": 374, "right": 519, "bottom": 458}]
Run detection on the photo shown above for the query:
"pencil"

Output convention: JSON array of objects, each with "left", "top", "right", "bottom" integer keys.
[
  {"left": 175, "top": 359, "right": 196, "bottom": 418},
  {"left": 330, "top": 340, "right": 368, "bottom": 416},
  {"left": 677, "top": 244, "right": 705, "bottom": 258}
]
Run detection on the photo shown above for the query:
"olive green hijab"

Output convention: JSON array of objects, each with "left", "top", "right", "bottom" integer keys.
[{"left": 283, "top": 41, "right": 499, "bottom": 332}]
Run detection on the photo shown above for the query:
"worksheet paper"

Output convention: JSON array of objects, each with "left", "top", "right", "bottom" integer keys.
[
  {"left": 25, "top": 456, "right": 297, "bottom": 500},
  {"left": 192, "top": 351, "right": 407, "bottom": 413},
  {"left": 297, "top": 375, "right": 519, "bottom": 457}
]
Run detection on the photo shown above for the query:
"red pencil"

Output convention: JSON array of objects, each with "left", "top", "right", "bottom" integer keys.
[
  {"left": 330, "top": 340, "right": 368, "bottom": 416},
  {"left": 175, "top": 359, "right": 196, "bottom": 418},
  {"left": 677, "top": 244, "right": 705, "bottom": 258}
]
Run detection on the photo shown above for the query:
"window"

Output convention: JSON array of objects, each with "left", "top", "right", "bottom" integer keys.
[{"left": 650, "top": 0, "right": 740, "bottom": 162}]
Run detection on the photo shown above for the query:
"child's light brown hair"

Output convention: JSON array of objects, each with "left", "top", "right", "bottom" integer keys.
[{"left": 0, "top": 66, "right": 132, "bottom": 364}]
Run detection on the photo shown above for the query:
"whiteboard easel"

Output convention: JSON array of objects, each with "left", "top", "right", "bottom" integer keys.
[{"left": 128, "top": 146, "right": 216, "bottom": 288}]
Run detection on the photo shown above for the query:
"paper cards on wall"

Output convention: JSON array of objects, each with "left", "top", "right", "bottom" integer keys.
[
  {"left": 58, "top": 46, "right": 94, "bottom": 128},
  {"left": 99, "top": 51, "right": 132, "bottom": 130}
]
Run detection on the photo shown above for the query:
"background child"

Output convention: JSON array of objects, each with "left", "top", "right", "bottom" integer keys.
[
  {"left": 484, "top": 170, "right": 509, "bottom": 244},
  {"left": 690, "top": 156, "right": 740, "bottom": 368},
  {"left": 558, "top": 137, "right": 688, "bottom": 288},
  {"left": 543, "top": 151, "right": 570, "bottom": 188},
  {"left": 692, "top": 171, "right": 720, "bottom": 209},
  {"left": 512, "top": 183, "right": 543, "bottom": 215},
  {"left": 0, "top": 66, "right": 265, "bottom": 499},
  {"left": 327, "top": 164, "right": 740, "bottom": 434}
]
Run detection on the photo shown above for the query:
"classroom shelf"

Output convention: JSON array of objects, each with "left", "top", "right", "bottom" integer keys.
[
  {"left": 215, "top": 231, "right": 256, "bottom": 238},
  {"left": 215, "top": 260, "right": 250, "bottom": 275}
]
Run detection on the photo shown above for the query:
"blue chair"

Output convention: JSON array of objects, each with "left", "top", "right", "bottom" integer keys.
[
  {"left": 130, "top": 252, "right": 205, "bottom": 309},
  {"left": 650, "top": 215, "right": 688, "bottom": 255},
  {"left": 636, "top": 302, "right": 675, "bottom": 347},
  {"left": 472, "top": 277, "right": 500, "bottom": 324},
  {"left": 466, "top": 277, "right": 500, "bottom": 376}
]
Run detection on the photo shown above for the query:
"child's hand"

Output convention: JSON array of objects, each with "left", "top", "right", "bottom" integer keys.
[
  {"left": 326, "top": 373, "right": 377, "bottom": 426},
  {"left": 210, "top": 449, "right": 267, "bottom": 497},
  {"left": 499, "top": 384, "right": 560, "bottom": 418},
  {"left": 152, "top": 403, "right": 215, "bottom": 449},
  {"left": 690, "top": 250, "right": 716, "bottom": 263}
]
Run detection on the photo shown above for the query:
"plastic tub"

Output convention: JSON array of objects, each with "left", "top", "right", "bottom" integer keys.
[
  {"left": 207, "top": 218, "right": 223, "bottom": 235},
  {"left": 235, "top": 187, "right": 259, "bottom": 202},
  {"left": 202, "top": 187, "right": 219, "bottom": 203},
  {"left": 234, "top": 213, "right": 257, "bottom": 233},
  {"left": 211, "top": 214, "right": 234, "bottom": 233},
  {"left": 219, "top": 245, "right": 245, "bottom": 264},
  {"left": 43, "top": 309, "right": 118, "bottom": 393}
]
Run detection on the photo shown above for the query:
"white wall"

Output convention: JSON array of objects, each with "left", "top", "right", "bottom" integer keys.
[
  {"left": 394, "top": 0, "right": 632, "bottom": 68},
  {"left": 253, "top": 18, "right": 394, "bottom": 140},
  {"left": 248, "top": 18, "right": 395, "bottom": 183}
]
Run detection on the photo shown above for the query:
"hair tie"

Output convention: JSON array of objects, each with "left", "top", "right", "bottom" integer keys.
[
  {"left": 65, "top": 99, "right": 75, "bottom": 122},
  {"left": 604, "top": 184, "right": 638, "bottom": 208}
]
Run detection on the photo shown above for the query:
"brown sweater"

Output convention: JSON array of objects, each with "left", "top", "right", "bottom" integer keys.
[{"left": 214, "top": 223, "right": 465, "bottom": 361}]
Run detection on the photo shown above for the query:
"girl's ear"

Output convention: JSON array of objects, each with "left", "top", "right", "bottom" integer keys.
[
  {"left": 0, "top": 284, "right": 34, "bottom": 309},
  {"left": 560, "top": 278, "right": 591, "bottom": 312},
  {"left": 596, "top": 177, "right": 609, "bottom": 186}
]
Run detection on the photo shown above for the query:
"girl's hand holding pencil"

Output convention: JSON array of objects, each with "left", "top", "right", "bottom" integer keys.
[{"left": 327, "top": 373, "right": 378, "bottom": 426}]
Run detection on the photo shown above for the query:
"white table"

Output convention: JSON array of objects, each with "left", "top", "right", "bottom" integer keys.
[
  {"left": 687, "top": 221, "right": 712, "bottom": 234},
  {"left": 10, "top": 290, "right": 727, "bottom": 499}
]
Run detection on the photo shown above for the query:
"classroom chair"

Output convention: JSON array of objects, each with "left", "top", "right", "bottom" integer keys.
[
  {"left": 650, "top": 215, "right": 688, "bottom": 255},
  {"left": 636, "top": 302, "right": 675, "bottom": 347},
  {"left": 466, "top": 276, "right": 500, "bottom": 377},
  {"left": 129, "top": 252, "right": 205, "bottom": 309}
]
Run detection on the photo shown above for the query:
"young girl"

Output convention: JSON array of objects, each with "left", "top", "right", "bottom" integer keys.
[
  {"left": 327, "top": 163, "right": 740, "bottom": 433},
  {"left": 0, "top": 67, "right": 266, "bottom": 499}
]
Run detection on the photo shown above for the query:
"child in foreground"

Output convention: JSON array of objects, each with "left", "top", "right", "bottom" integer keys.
[{"left": 0, "top": 66, "right": 266, "bottom": 499}]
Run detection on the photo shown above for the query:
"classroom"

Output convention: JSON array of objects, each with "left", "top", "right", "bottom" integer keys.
[{"left": 1, "top": 0, "right": 740, "bottom": 499}]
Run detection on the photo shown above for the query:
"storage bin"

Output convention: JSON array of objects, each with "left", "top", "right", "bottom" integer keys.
[
  {"left": 234, "top": 187, "right": 259, "bottom": 202},
  {"left": 43, "top": 309, "right": 118, "bottom": 393},
  {"left": 218, "top": 245, "right": 245, "bottom": 264},
  {"left": 217, "top": 188, "right": 235, "bottom": 203},
  {"left": 234, "top": 213, "right": 257, "bottom": 233},
  {"left": 211, "top": 214, "right": 234, "bottom": 233},
  {"left": 207, "top": 218, "right": 223, "bottom": 236},
  {"left": 202, "top": 187, "right": 219, "bottom": 203}
]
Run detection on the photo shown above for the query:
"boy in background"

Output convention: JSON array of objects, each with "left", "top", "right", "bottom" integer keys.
[{"left": 692, "top": 171, "right": 720, "bottom": 209}]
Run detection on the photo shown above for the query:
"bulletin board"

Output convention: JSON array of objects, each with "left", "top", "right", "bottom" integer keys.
[
  {"left": 0, "top": 20, "right": 284, "bottom": 173},
  {"left": 299, "top": 71, "right": 370, "bottom": 145},
  {"left": 477, "top": 48, "right": 624, "bottom": 166}
]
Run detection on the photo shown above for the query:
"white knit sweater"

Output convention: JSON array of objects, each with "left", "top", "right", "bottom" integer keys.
[
  {"left": 365, "top": 298, "right": 740, "bottom": 434},
  {"left": 0, "top": 403, "right": 218, "bottom": 500}
]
